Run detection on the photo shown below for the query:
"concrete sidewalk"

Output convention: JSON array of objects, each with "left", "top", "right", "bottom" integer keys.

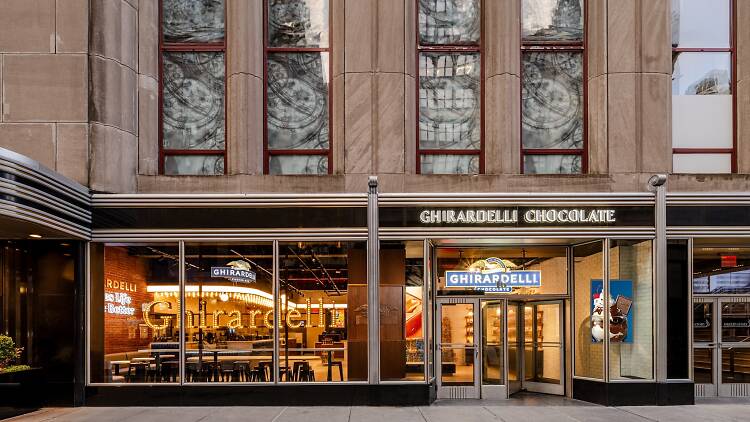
[{"left": 5, "top": 397, "right": 750, "bottom": 422}]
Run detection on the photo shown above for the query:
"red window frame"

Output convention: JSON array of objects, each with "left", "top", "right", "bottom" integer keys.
[
  {"left": 520, "top": 0, "right": 588, "bottom": 174},
  {"left": 158, "top": 2, "right": 228, "bottom": 175},
  {"left": 263, "top": 1, "right": 333, "bottom": 175},
  {"left": 671, "top": 0, "right": 737, "bottom": 173},
  {"left": 415, "top": 0, "right": 485, "bottom": 175}
]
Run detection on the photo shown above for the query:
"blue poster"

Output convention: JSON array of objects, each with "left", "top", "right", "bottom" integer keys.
[{"left": 591, "top": 279, "right": 633, "bottom": 343}]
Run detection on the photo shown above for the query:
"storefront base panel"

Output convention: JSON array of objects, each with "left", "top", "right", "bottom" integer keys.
[
  {"left": 573, "top": 379, "right": 694, "bottom": 406},
  {"left": 84, "top": 383, "right": 436, "bottom": 407}
]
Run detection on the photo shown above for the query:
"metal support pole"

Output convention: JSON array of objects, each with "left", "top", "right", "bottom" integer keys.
[
  {"left": 273, "top": 240, "right": 280, "bottom": 384},
  {"left": 649, "top": 174, "right": 668, "bottom": 382},
  {"left": 179, "top": 240, "right": 186, "bottom": 384},
  {"left": 367, "top": 176, "right": 380, "bottom": 384}
]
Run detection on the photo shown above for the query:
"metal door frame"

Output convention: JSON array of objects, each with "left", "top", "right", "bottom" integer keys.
[
  {"left": 693, "top": 297, "right": 718, "bottom": 397},
  {"left": 694, "top": 296, "right": 750, "bottom": 397},
  {"left": 522, "top": 300, "right": 565, "bottom": 395},
  {"left": 506, "top": 300, "right": 523, "bottom": 396},
  {"left": 436, "top": 297, "right": 481, "bottom": 399},
  {"left": 480, "top": 299, "right": 507, "bottom": 400}
]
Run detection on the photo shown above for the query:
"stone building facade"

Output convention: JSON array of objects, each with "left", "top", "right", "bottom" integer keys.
[
  {"left": 1, "top": 0, "right": 750, "bottom": 408},
  {"left": 1, "top": 0, "right": 748, "bottom": 194}
]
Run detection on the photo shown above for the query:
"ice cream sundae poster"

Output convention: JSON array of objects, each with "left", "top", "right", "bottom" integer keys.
[{"left": 590, "top": 280, "right": 633, "bottom": 343}]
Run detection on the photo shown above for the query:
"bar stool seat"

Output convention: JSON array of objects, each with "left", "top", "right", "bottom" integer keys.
[{"left": 327, "top": 360, "right": 344, "bottom": 381}]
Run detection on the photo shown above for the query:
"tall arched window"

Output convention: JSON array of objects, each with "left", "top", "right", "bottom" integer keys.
[
  {"left": 416, "top": 0, "right": 483, "bottom": 174},
  {"left": 160, "top": 0, "right": 227, "bottom": 175},
  {"left": 265, "top": 0, "right": 332, "bottom": 175},
  {"left": 672, "top": 0, "right": 736, "bottom": 173},
  {"left": 521, "top": 0, "right": 586, "bottom": 174}
]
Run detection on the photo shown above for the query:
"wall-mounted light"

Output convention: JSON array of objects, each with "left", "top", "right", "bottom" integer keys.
[{"left": 29, "top": 234, "right": 42, "bottom": 239}]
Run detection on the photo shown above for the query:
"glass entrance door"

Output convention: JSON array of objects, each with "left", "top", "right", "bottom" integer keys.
[
  {"left": 694, "top": 297, "right": 750, "bottom": 397},
  {"left": 437, "top": 299, "right": 480, "bottom": 398},
  {"left": 505, "top": 300, "right": 565, "bottom": 396},
  {"left": 522, "top": 301, "right": 564, "bottom": 395},
  {"left": 507, "top": 301, "right": 522, "bottom": 395},
  {"left": 481, "top": 301, "right": 506, "bottom": 399}
]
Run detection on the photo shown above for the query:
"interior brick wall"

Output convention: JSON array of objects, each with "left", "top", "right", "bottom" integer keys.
[{"left": 103, "top": 246, "right": 153, "bottom": 355}]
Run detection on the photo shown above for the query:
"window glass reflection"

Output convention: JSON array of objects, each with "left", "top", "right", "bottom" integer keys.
[
  {"left": 673, "top": 53, "right": 731, "bottom": 96},
  {"left": 164, "top": 155, "right": 224, "bottom": 176},
  {"left": 183, "top": 243, "right": 274, "bottom": 383},
  {"left": 522, "top": 0, "right": 584, "bottom": 42},
  {"left": 522, "top": 52, "right": 583, "bottom": 151},
  {"left": 269, "top": 155, "right": 328, "bottom": 175},
  {"left": 671, "top": 0, "right": 730, "bottom": 48},
  {"left": 418, "top": 0, "right": 480, "bottom": 45},
  {"left": 693, "top": 302, "right": 714, "bottom": 342},
  {"left": 268, "top": 0, "right": 329, "bottom": 48},
  {"left": 419, "top": 52, "right": 481, "bottom": 151},
  {"left": 279, "top": 242, "right": 368, "bottom": 382},
  {"left": 162, "top": 52, "right": 226, "bottom": 152},
  {"left": 523, "top": 154, "right": 581, "bottom": 175},
  {"left": 90, "top": 244, "right": 180, "bottom": 384},
  {"left": 693, "top": 244, "right": 750, "bottom": 294},
  {"left": 162, "top": 0, "right": 225, "bottom": 43}
]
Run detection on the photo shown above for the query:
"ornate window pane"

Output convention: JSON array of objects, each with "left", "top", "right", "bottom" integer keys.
[
  {"left": 522, "top": 52, "right": 583, "bottom": 150},
  {"left": 522, "top": 0, "right": 584, "bottom": 42},
  {"left": 267, "top": 53, "right": 329, "bottom": 151},
  {"left": 523, "top": 154, "right": 581, "bottom": 174},
  {"left": 420, "top": 155, "right": 479, "bottom": 175},
  {"left": 164, "top": 155, "right": 224, "bottom": 175},
  {"left": 163, "top": 0, "right": 225, "bottom": 43},
  {"left": 268, "top": 0, "right": 329, "bottom": 48},
  {"left": 162, "top": 52, "right": 225, "bottom": 151},
  {"left": 418, "top": 0, "right": 480, "bottom": 45},
  {"left": 269, "top": 155, "right": 328, "bottom": 175},
  {"left": 419, "top": 52, "right": 480, "bottom": 150},
  {"left": 671, "top": 0, "right": 730, "bottom": 49}
]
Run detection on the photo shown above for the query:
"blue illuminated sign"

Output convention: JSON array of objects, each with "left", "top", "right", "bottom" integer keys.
[{"left": 444, "top": 257, "right": 541, "bottom": 293}]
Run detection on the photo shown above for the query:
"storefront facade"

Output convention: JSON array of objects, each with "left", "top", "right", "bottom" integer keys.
[
  {"left": 2, "top": 145, "right": 750, "bottom": 406},
  {"left": 2, "top": 0, "right": 750, "bottom": 409},
  {"left": 71, "top": 178, "right": 674, "bottom": 407}
]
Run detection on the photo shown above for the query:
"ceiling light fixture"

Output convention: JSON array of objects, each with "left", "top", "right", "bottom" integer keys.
[{"left": 29, "top": 234, "right": 42, "bottom": 239}]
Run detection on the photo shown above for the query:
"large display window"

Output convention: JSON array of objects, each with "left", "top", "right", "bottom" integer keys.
[
  {"left": 89, "top": 241, "right": 368, "bottom": 385},
  {"left": 573, "top": 241, "right": 604, "bottom": 379},
  {"left": 278, "top": 241, "right": 368, "bottom": 382},
  {"left": 182, "top": 243, "right": 274, "bottom": 383},
  {"left": 89, "top": 243, "right": 180, "bottom": 384},
  {"left": 379, "top": 241, "right": 426, "bottom": 382},
  {"left": 607, "top": 239, "right": 654, "bottom": 381},
  {"left": 693, "top": 242, "right": 750, "bottom": 294}
]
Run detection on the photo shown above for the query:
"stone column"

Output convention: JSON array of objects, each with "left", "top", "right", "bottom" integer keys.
[
  {"left": 226, "top": 0, "right": 264, "bottom": 175},
  {"left": 606, "top": 0, "right": 671, "bottom": 175},
  {"left": 485, "top": 0, "right": 521, "bottom": 174},
  {"left": 736, "top": 0, "right": 750, "bottom": 173},
  {"left": 90, "top": 0, "right": 139, "bottom": 192},
  {"left": 343, "top": 0, "right": 408, "bottom": 177},
  {"left": 587, "top": 0, "right": 608, "bottom": 174}
]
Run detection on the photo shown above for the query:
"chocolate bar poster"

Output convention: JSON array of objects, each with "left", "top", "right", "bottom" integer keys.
[{"left": 591, "top": 279, "right": 633, "bottom": 343}]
